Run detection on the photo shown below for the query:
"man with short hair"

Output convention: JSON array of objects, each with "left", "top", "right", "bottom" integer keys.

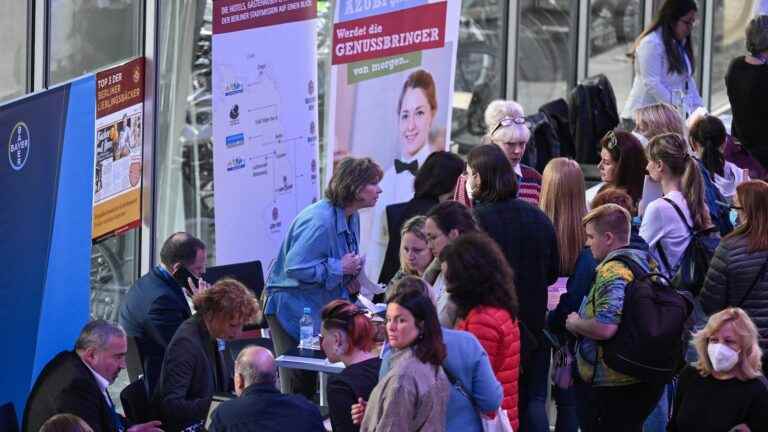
[
  {"left": 119, "top": 232, "right": 209, "bottom": 394},
  {"left": 565, "top": 204, "right": 664, "bottom": 431},
  {"left": 23, "top": 320, "right": 162, "bottom": 432},
  {"left": 208, "top": 346, "right": 323, "bottom": 432}
]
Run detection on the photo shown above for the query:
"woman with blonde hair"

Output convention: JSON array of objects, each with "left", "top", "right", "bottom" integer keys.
[
  {"left": 701, "top": 180, "right": 768, "bottom": 369},
  {"left": 633, "top": 102, "right": 685, "bottom": 143},
  {"left": 541, "top": 158, "right": 597, "bottom": 431},
  {"left": 453, "top": 100, "right": 541, "bottom": 206},
  {"left": 641, "top": 133, "right": 715, "bottom": 278},
  {"left": 636, "top": 107, "right": 733, "bottom": 234},
  {"left": 669, "top": 308, "right": 768, "bottom": 431},
  {"left": 385, "top": 216, "right": 434, "bottom": 301}
]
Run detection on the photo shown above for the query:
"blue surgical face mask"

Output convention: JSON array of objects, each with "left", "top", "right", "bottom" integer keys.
[{"left": 729, "top": 209, "right": 739, "bottom": 227}]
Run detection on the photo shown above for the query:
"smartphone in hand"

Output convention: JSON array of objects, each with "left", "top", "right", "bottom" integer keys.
[{"left": 173, "top": 266, "right": 199, "bottom": 295}]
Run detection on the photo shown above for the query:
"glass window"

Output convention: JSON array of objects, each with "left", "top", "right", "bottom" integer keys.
[
  {"left": 516, "top": 0, "right": 578, "bottom": 114},
  {"left": 710, "top": 0, "right": 753, "bottom": 110},
  {"left": 451, "top": 0, "right": 508, "bottom": 151},
  {"left": 588, "top": 0, "right": 643, "bottom": 111},
  {"left": 0, "top": 1, "right": 28, "bottom": 102},
  {"left": 48, "top": 0, "right": 143, "bottom": 85}
]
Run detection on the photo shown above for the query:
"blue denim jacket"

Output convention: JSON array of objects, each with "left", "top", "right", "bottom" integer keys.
[{"left": 264, "top": 199, "right": 358, "bottom": 339}]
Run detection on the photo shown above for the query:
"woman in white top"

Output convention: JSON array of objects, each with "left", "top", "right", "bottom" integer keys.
[
  {"left": 689, "top": 115, "right": 747, "bottom": 201},
  {"left": 365, "top": 70, "right": 439, "bottom": 281},
  {"left": 622, "top": 0, "right": 704, "bottom": 123},
  {"left": 641, "top": 133, "right": 713, "bottom": 276}
]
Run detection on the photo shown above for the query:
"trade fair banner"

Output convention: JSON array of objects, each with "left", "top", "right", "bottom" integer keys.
[
  {"left": 212, "top": 0, "right": 320, "bottom": 268},
  {"left": 92, "top": 57, "right": 145, "bottom": 242},
  {"left": 327, "top": 0, "right": 461, "bottom": 281},
  {"left": 0, "top": 76, "right": 94, "bottom": 415}
]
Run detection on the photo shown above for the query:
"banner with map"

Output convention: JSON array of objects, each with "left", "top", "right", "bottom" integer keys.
[
  {"left": 212, "top": 0, "right": 319, "bottom": 267},
  {"left": 327, "top": 0, "right": 461, "bottom": 281}
]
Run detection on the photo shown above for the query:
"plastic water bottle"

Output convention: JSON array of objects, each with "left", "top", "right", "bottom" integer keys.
[{"left": 299, "top": 307, "right": 313, "bottom": 349}]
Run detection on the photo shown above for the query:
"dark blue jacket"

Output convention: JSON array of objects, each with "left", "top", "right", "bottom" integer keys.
[
  {"left": 119, "top": 267, "right": 191, "bottom": 394},
  {"left": 208, "top": 383, "right": 324, "bottom": 432},
  {"left": 547, "top": 224, "right": 648, "bottom": 336},
  {"left": 473, "top": 198, "right": 560, "bottom": 345}
]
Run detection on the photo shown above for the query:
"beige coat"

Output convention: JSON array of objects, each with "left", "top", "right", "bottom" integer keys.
[{"left": 361, "top": 347, "right": 450, "bottom": 432}]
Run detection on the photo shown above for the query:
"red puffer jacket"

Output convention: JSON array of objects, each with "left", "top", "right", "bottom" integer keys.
[{"left": 456, "top": 305, "right": 521, "bottom": 429}]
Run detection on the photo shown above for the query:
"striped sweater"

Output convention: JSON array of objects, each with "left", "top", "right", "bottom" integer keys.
[{"left": 452, "top": 164, "right": 542, "bottom": 207}]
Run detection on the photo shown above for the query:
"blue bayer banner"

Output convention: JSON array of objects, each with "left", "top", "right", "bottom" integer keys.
[{"left": 0, "top": 75, "right": 95, "bottom": 417}]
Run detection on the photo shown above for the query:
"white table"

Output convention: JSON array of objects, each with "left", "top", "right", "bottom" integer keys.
[{"left": 275, "top": 349, "right": 345, "bottom": 407}]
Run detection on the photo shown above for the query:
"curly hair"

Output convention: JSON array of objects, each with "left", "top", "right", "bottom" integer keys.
[
  {"left": 440, "top": 232, "right": 518, "bottom": 321},
  {"left": 193, "top": 278, "right": 259, "bottom": 322},
  {"left": 325, "top": 157, "right": 383, "bottom": 207}
]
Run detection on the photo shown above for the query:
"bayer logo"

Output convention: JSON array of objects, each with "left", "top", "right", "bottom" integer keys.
[{"left": 8, "top": 122, "right": 30, "bottom": 171}]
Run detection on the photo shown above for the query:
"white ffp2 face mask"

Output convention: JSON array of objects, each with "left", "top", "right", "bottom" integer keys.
[{"left": 708, "top": 342, "right": 739, "bottom": 372}]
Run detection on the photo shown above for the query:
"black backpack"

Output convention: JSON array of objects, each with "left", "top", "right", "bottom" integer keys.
[
  {"left": 596, "top": 255, "right": 693, "bottom": 383},
  {"left": 656, "top": 198, "right": 720, "bottom": 296}
]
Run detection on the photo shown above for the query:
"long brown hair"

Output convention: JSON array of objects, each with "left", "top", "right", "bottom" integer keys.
[
  {"left": 647, "top": 133, "right": 712, "bottom": 231},
  {"left": 727, "top": 180, "right": 768, "bottom": 252},
  {"left": 540, "top": 158, "right": 586, "bottom": 275},
  {"left": 629, "top": 0, "right": 698, "bottom": 75},
  {"left": 601, "top": 130, "right": 647, "bottom": 207}
]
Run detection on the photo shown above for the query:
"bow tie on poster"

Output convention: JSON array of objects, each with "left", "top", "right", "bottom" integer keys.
[{"left": 394, "top": 159, "right": 418, "bottom": 175}]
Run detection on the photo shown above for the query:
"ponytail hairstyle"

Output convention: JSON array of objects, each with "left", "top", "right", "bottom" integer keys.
[
  {"left": 321, "top": 300, "right": 375, "bottom": 353},
  {"left": 647, "top": 133, "right": 713, "bottom": 231},
  {"left": 689, "top": 115, "right": 726, "bottom": 177}
]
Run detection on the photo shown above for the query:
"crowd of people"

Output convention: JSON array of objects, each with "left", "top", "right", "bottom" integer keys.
[{"left": 20, "top": 1, "right": 768, "bottom": 432}]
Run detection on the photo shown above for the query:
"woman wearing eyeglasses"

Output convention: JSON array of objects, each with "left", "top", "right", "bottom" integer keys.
[
  {"left": 453, "top": 100, "right": 542, "bottom": 206},
  {"left": 320, "top": 300, "right": 381, "bottom": 432},
  {"left": 700, "top": 180, "right": 768, "bottom": 374},
  {"left": 585, "top": 130, "right": 647, "bottom": 209},
  {"left": 622, "top": 0, "right": 704, "bottom": 126},
  {"left": 669, "top": 308, "right": 768, "bottom": 432}
]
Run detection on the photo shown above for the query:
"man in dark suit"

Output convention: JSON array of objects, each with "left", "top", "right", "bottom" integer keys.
[
  {"left": 208, "top": 346, "right": 323, "bottom": 432},
  {"left": 119, "top": 232, "right": 209, "bottom": 394},
  {"left": 23, "top": 320, "right": 162, "bottom": 432}
]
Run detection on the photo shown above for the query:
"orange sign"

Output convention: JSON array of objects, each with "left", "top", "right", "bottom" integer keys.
[{"left": 92, "top": 58, "right": 145, "bottom": 242}]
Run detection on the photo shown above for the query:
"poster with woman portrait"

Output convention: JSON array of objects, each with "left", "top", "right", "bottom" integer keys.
[{"left": 327, "top": 0, "right": 461, "bottom": 282}]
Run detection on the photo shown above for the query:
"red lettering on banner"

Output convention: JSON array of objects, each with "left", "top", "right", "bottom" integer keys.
[
  {"left": 331, "top": 2, "right": 446, "bottom": 65},
  {"left": 213, "top": 0, "right": 317, "bottom": 34}
]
